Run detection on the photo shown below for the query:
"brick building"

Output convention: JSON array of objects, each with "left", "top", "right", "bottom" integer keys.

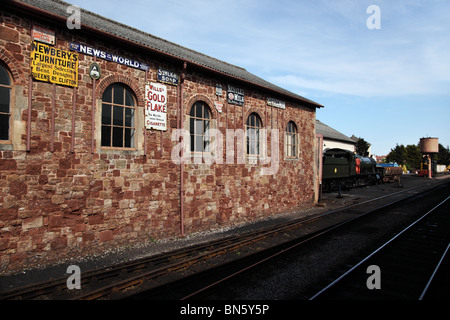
[{"left": 0, "top": 0, "right": 323, "bottom": 273}]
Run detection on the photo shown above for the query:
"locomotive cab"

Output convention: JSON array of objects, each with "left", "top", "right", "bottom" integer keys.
[{"left": 322, "top": 148, "right": 356, "bottom": 178}]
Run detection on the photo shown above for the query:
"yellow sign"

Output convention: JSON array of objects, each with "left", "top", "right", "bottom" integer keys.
[{"left": 30, "top": 41, "right": 78, "bottom": 87}]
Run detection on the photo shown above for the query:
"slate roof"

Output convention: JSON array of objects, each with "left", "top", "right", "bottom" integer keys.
[
  {"left": 316, "top": 120, "right": 355, "bottom": 144},
  {"left": 13, "top": 0, "right": 323, "bottom": 108}
]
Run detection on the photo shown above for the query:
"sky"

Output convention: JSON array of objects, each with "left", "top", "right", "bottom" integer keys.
[{"left": 68, "top": 0, "right": 450, "bottom": 156}]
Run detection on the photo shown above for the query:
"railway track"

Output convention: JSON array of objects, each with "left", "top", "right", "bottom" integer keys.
[
  {"left": 0, "top": 179, "right": 447, "bottom": 300},
  {"left": 310, "top": 195, "right": 450, "bottom": 300},
  {"left": 126, "top": 180, "right": 449, "bottom": 300}
]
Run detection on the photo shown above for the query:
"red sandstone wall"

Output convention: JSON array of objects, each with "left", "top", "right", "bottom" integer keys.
[{"left": 0, "top": 9, "right": 316, "bottom": 273}]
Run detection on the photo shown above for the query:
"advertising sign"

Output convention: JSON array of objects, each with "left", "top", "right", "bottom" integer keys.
[
  {"left": 157, "top": 68, "right": 178, "bottom": 86},
  {"left": 145, "top": 82, "right": 167, "bottom": 131},
  {"left": 216, "top": 83, "right": 222, "bottom": 96},
  {"left": 227, "top": 85, "right": 244, "bottom": 105},
  {"left": 30, "top": 41, "right": 78, "bottom": 87},
  {"left": 214, "top": 101, "right": 223, "bottom": 113},
  {"left": 32, "top": 26, "right": 56, "bottom": 45},
  {"left": 69, "top": 42, "right": 149, "bottom": 71},
  {"left": 267, "top": 97, "right": 285, "bottom": 109}
]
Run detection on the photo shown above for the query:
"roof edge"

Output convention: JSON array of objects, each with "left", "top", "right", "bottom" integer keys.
[{"left": 8, "top": 0, "right": 324, "bottom": 108}]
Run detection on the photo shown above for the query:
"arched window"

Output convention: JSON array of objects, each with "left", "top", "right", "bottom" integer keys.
[
  {"left": 190, "top": 101, "right": 211, "bottom": 152},
  {"left": 101, "top": 83, "right": 136, "bottom": 148},
  {"left": 246, "top": 112, "right": 262, "bottom": 156},
  {"left": 0, "top": 64, "right": 12, "bottom": 141},
  {"left": 286, "top": 121, "right": 298, "bottom": 158}
]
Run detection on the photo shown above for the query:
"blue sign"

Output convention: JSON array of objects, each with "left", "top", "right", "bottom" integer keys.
[
  {"left": 157, "top": 68, "right": 178, "bottom": 86},
  {"left": 70, "top": 42, "right": 149, "bottom": 71}
]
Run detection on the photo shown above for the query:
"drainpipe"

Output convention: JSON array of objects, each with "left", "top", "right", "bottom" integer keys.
[
  {"left": 316, "top": 134, "right": 323, "bottom": 202},
  {"left": 180, "top": 61, "right": 187, "bottom": 237},
  {"left": 27, "top": 76, "right": 32, "bottom": 152}
]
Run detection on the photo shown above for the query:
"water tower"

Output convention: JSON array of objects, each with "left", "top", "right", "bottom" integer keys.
[{"left": 419, "top": 137, "right": 439, "bottom": 178}]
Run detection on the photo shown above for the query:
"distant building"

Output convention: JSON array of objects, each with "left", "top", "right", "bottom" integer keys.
[
  {"left": 316, "top": 120, "right": 355, "bottom": 153},
  {"left": 376, "top": 155, "right": 387, "bottom": 163}
]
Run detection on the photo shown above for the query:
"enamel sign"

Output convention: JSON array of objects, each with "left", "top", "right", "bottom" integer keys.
[{"left": 145, "top": 82, "right": 167, "bottom": 131}]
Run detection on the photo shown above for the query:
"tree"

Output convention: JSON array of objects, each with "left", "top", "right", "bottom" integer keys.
[
  {"left": 386, "top": 144, "right": 422, "bottom": 171},
  {"left": 386, "top": 144, "right": 406, "bottom": 164},
  {"left": 355, "top": 137, "right": 371, "bottom": 157},
  {"left": 387, "top": 143, "right": 450, "bottom": 171},
  {"left": 436, "top": 144, "right": 450, "bottom": 166},
  {"left": 405, "top": 144, "right": 422, "bottom": 171}
]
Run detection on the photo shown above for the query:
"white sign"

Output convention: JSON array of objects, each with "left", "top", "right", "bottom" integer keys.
[
  {"left": 32, "top": 26, "right": 55, "bottom": 45},
  {"left": 267, "top": 97, "right": 285, "bottom": 109},
  {"left": 214, "top": 101, "right": 223, "bottom": 113},
  {"left": 145, "top": 83, "right": 167, "bottom": 131},
  {"left": 216, "top": 83, "right": 222, "bottom": 96}
]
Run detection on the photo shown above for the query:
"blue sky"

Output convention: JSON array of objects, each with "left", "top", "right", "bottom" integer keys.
[{"left": 69, "top": 0, "right": 450, "bottom": 156}]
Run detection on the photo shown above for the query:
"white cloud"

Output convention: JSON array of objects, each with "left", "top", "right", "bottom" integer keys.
[{"left": 70, "top": 0, "right": 450, "bottom": 99}]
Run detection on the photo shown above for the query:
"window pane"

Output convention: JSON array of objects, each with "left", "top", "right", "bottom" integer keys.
[
  {"left": 101, "top": 125, "right": 111, "bottom": 146},
  {"left": 113, "top": 106, "right": 123, "bottom": 126},
  {"left": 288, "top": 122, "right": 296, "bottom": 133},
  {"left": 0, "top": 87, "right": 10, "bottom": 113},
  {"left": 103, "top": 85, "right": 112, "bottom": 103},
  {"left": 190, "top": 134, "right": 195, "bottom": 152},
  {"left": 113, "top": 84, "right": 124, "bottom": 105},
  {"left": 190, "top": 117, "right": 194, "bottom": 133},
  {"left": 204, "top": 108, "right": 210, "bottom": 119},
  {"left": 195, "top": 135, "right": 202, "bottom": 152},
  {"left": 195, "top": 102, "right": 202, "bottom": 118},
  {"left": 102, "top": 104, "right": 111, "bottom": 125},
  {"left": 293, "top": 137, "right": 296, "bottom": 154},
  {"left": 248, "top": 128, "right": 255, "bottom": 141},
  {"left": 125, "top": 89, "right": 134, "bottom": 106},
  {"left": 0, "top": 114, "right": 9, "bottom": 140},
  {"left": 190, "top": 105, "right": 195, "bottom": 117},
  {"left": 125, "top": 128, "right": 134, "bottom": 148},
  {"left": 125, "top": 107, "right": 134, "bottom": 127},
  {"left": 195, "top": 119, "right": 202, "bottom": 135},
  {"left": 113, "top": 127, "right": 123, "bottom": 147},
  {"left": 0, "top": 66, "right": 11, "bottom": 86},
  {"left": 250, "top": 141, "right": 255, "bottom": 155}
]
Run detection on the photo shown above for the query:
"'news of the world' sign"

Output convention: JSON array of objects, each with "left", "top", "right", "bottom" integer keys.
[
  {"left": 70, "top": 42, "right": 149, "bottom": 71},
  {"left": 145, "top": 82, "right": 167, "bottom": 131}
]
